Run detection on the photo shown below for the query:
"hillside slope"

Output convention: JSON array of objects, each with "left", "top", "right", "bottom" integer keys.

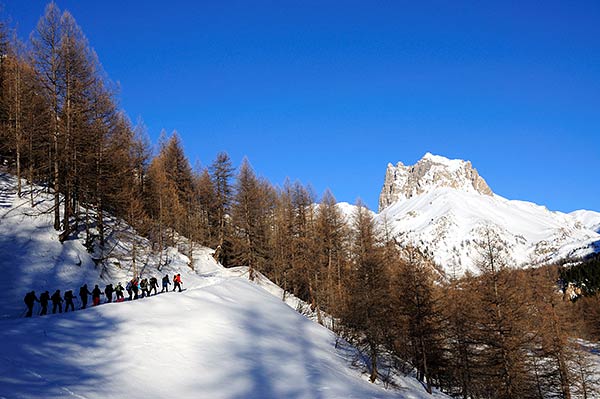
[{"left": 0, "top": 173, "right": 443, "bottom": 399}]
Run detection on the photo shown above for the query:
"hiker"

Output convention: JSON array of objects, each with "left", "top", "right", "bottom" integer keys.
[
  {"left": 115, "top": 282, "right": 125, "bottom": 302},
  {"left": 161, "top": 274, "right": 170, "bottom": 293},
  {"left": 126, "top": 280, "right": 133, "bottom": 300},
  {"left": 79, "top": 284, "right": 92, "bottom": 309},
  {"left": 149, "top": 276, "right": 159, "bottom": 296},
  {"left": 105, "top": 284, "right": 114, "bottom": 303},
  {"left": 131, "top": 277, "right": 139, "bottom": 300},
  {"left": 39, "top": 290, "right": 50, "bottom": 315},
  {"left": 24, "top": 291, "right": 39, "bottom": 317},
  {"left": 92, "top": 285, "right": 102, "bottom": 306},
  {"left": 140, "top": 278, "right": 148, "bottom": 298},
  {"left": 51, "top": 289, "right": 63, "bottom": 314},
  {"left": 173, "top": 274, "right": 182, "bottom": 292},
  {"left": 64, "top": 290, "right": 75, "bottom": 312}
]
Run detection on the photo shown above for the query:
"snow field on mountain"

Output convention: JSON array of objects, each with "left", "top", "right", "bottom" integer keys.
[
  {"left": 377, "top": 187, "right": 600, "bottom": 274},
  {"left": 1, "top": 173, "right": 446, "bottom": 398},
  {"left": 571, "top": 210, "right": 600, "bottom": 233}
]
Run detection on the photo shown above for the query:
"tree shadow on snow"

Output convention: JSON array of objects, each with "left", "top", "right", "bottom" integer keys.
[
  {"left": 0, "top": 225, "right": 96, "bottom": 320},
  {"left": 185, "top": 295, "right": 328, "bottom": 399},
  {"left": 0, "top": 308, "right": 125, "bottom": 399}
]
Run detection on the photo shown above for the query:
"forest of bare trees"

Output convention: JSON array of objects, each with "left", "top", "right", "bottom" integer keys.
[{"left": 0, "top": 4, "right": 598, "bottom": 398}]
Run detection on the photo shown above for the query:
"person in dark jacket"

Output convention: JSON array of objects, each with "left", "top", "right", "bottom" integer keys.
[
  {"left": 92, "top": 285, "right": 102, "bottom": 306},
  {"left": 64, "top": 290, "right": 75, "bottom": 312},
  {"left": 51, "top": 289, "right": 63, "bottom": 314},
  {"left": 161, "top": 274, "right": 170, "bottom": 293},
  {"left": 139, "top": 278, "right": 148, "bottom": 298},
  {"left": 104, "top": 284, "right": 114, "bottom": 303},
  {"left": 131, "top": 278, "right": 139, "bottom": 300},
  {"left": 39, "top": 290, "right": 50, "bottom": 315},
  {"left": 79, "top": 284, "right": 92, "bottom": 309},
  {"left": 115, "top": 282, "right": 125, "bottom": 301},
  {"left": 24, "top": 291, "right": 39, "bottom": 317},
  {"left": 149, "top": 277, "right": 159, "bottom": 296},
  {"left": 126, "top": 280, "right": 133, "bottom": 300}
]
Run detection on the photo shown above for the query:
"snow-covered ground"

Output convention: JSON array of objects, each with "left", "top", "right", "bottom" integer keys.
[{"left": 0, "top": 173, "right": 444, "bottom": 399}]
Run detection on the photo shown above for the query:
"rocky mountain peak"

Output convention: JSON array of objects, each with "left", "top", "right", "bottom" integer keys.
[{"left": 378, "top": 153, "right": 493, "bottom": 212}]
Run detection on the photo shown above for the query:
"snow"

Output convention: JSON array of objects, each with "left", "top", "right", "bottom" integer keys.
[
  {"left": 421, "top": 152, "right": 464, "bottom": 172},
  {"left": 377, "top": 187, "right": 600, "bottom": 274},
  {"left": 0, "top": 173, "right": 444, "bottom": 399},
  {"left": 570, "top": 209, "right": 600, "bottom": 233}
]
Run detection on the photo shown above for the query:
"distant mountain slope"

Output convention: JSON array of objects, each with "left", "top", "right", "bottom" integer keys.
[
  {"left": 375, "top": 155, "right": 600, "bottom": 274},
  {"left": 0, "top": 172, "right": 445, "bottom": 399},
  {"left": 570, "top": 209, "right": 600, "bottom": 233}
]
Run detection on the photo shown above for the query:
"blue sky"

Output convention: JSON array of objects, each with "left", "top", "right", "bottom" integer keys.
[{"left": 3, "top": 1, "right": 599, "bottom": 212}]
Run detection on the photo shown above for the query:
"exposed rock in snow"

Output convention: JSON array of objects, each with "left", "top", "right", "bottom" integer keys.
[
  {"left": 379, "top": 153, "right": 492, "bottom": 212},
  {"left": 570, "top": 209, "right": 600, "bottom": 233}
]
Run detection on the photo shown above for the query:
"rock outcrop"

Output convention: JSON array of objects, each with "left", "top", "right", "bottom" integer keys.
[{"left": 378, "top": 153, "right": 492, "bottom": 212}]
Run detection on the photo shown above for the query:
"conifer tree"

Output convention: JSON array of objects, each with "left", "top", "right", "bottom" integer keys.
[
  {"left": 31, "top": 2, "right": 63, "bottom": 230},
  {"left": 195, "top": 168, "right": 217, "bottom": 246},
  {"left": 345, "top": 202, "right": 388, "bottom": 383},
  {"left": 313, "top": 189, "right": 349, "bottom": 325},
  {"left": 471, "top": 228, "right": 533, "bottom": 399},
  {"left": 210, "top": 151, "right": 234, "bottom": 264},
  {"left": 271, "top": 180, "right": 295, "bottom": 293}
]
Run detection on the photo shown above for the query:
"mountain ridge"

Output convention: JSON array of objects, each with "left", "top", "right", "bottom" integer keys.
[
  {"left": 375, "top": 154, "right": 600, "bottom": 274},
  {"left": 379, "top": 152, "right": 492, "bottom": 212}
]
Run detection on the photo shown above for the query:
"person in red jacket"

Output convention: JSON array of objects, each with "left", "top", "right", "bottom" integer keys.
[{"left": 173, "top": 274, "right": 182, "bottom": 292}]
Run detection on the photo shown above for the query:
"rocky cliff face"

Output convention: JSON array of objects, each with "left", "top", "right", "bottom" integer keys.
[{"left": 378, "top": 153, "right": 492, "bottom": 212}]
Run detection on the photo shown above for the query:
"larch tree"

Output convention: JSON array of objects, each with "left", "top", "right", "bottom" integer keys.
[
  {"left": 471, "top": 228, "right": 533, "bottom": 399},
  {"left": 390, "top": 246, "right": 444, "bottom": 394},
  {"left": 439, "top": 269, "right": 478, "bottom": 398},
  {"left": 231, "top": 158, "right": 274, "bottom": 280},
  {"left": 271, "top": 180, "right": 295, "bottom": 294},
  {"left": 210, "top": 151, "right": 234, "bottom": 265},
  {"left": 31, "top": 1, "right": 63, "bottom": 230},
  {"left": 345, "top": 201, "right": 388, "bottom": 383},
  {"left": 58, "top": 10, "right": 96, "bottom": 239},
  {"left": 195, "top": 167, "right": 217, "bottom": 247},
  {"left": 312, "top": 189, "right": 349, "bottom": 326}
]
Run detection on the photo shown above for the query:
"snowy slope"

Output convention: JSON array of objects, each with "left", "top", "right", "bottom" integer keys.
[
  {"left": 571, "top": 210, "right": 600, "bottom": 233},
  {"left": 0, "top": 173, "right": 444, "bottom": 399},
  {"left": 375, "top": 155, "right": 600, "bottom": 275}
]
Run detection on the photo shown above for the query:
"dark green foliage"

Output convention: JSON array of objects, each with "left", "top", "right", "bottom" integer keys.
[{"left": 560, "top": 253, "right": 600, "bottom": 296}]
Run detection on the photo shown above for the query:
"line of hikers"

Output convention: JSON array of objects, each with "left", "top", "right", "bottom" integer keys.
[{"left": 23, "top": 273, "right": 183, "bottom": 317}]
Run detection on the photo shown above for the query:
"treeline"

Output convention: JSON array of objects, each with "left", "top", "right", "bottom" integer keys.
[
  {"left": 1, "top": 5, "right": 598, "bottom": 399},
  {"left": 0, "top": 3, "right": 147, "bottom": 247}
]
